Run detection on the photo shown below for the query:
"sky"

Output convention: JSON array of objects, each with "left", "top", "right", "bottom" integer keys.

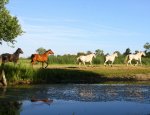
[{"left": 1, "top": 0, "right": 150, "bottom": 57}]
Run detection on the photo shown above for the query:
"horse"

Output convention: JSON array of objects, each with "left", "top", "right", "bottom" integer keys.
[
  {"left": 1, "top": 48, "right": 23, "bottom": 66},
  {"left": 104, "top": 52, "right": 118, "bottom": 67},
  {"left": 125, "top": 51, "right": 146, "bottom": 66},
  {"left": 77, "top": 53, "right": 96, "bottom": 67},
  {"left": 31, "top": 49, "right": 54, "bottom": 68}
]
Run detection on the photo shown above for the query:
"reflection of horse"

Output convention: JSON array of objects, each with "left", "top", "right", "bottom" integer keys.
[
  {"left": 125, "top": 51, "right": 146, "bottom": 66},
  {"left": 31, "top": 49, "right": 54, "bottom": 68},
  {"left": 104, "top": 52, "right": 118, "bottom": 67},
  {"left": 31, "top": 97, "right": 53, "bottom": 105},
  {"left": 1, "top": 48, "right": 23, "bottom": 66},
  {"left": 31, "top": 98, "right": 53, "bottom": 103},
  {"left": 77, "top": 53, "right": 96, "bottom": 67}
]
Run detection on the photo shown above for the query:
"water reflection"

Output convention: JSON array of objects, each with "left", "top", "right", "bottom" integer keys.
[
  {"left": 0, "top": 101, "right": 22, "bottom": 115},
  {"left": 1, "top": 84, "right": 150, "bottom": 103},
  {"left": 0, "top": 84, "right": 150, "bottom": 115}
]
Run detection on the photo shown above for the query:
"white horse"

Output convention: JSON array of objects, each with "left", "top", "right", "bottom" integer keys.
[
  {"left": 77, "top": 53, "right": 96, "bottom": 67},
  {"left": 125, "top": 51, "right": 146, "bottom": 66},
  {"left": 104, "top": 52, "right": 118, "bottom": 66}
]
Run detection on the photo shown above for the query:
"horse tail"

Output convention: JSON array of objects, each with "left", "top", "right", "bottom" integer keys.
[
  {"left": 124, "top": 55, "right": 129, "bottom": 64},
  {"left": 31, "top": 54, "right": 35, "bottom": 63},
  {"left": 76, "top": 57, "right": 80, "bottom": 63}
]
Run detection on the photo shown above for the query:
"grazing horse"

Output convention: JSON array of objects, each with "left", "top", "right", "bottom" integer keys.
[
  {"left": 1, "top": 48, "right": 23, "bottom": 66},
  {"left": 125, "top": 51, "right": 146, "bottom": 66},
  {"left": 77, "top": 53, "right": 96, "bottom": 67},
  {"left": 31, "top": 49, "right": 54, "bottom": 68},
  {"left": 104, "top": 52, "right": 118, "bottom": 67}
]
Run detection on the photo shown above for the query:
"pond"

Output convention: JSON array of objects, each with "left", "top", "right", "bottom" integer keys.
[{"left": 0, "top": 84, "right": 150, "bottom": 115}]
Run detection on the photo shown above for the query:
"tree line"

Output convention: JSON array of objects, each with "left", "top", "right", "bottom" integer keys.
[{"left": 35, "top": 43, "right": 150, "bottom": 65}]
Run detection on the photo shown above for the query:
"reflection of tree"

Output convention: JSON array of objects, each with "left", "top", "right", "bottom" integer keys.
[{"left": 0, "top": 101, "right": 22, "bottom": 115}]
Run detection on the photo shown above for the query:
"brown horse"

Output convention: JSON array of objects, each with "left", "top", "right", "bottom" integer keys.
[
  {"left": 31, "top": 49, "right": 54, "bottom": 68},
  {"left": 1, "top": 48, "right": 23, "bottom": 66}
]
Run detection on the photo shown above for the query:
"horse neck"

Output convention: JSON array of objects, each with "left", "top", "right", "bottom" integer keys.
[
  {"left": 112, "top": 54, "right": 117, "bottom": 57},
  {"left": 44, "top": 52, "right": 50, "bottom": 56},
  {"left": 136, "top": 52, "right": 142, "bottom": 57},
  {"left": 89, "top": 54, "right": 95, "bottom": 58},
  {"left": 13, "top": 51, "right": 20, "bottom": 57}
]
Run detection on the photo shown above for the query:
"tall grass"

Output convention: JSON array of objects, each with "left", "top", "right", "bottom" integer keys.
[
  {"left": 47, "top": 55, "right": 150, "bottom": 65},
  {"left": 2, "top": 63, "right": 34, "bottom": 84}
]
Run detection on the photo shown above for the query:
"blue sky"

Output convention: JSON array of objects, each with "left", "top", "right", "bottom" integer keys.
[{"left": 1, "top": 0, "right": 150, "bottom": 57}]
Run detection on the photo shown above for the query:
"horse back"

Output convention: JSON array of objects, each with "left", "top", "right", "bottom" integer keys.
[
  {"left": 31, "top": 54, "right": 48, "bottom": 62},
  {"left": 1, "top": 53, "right": 12, "bottom": 62}
]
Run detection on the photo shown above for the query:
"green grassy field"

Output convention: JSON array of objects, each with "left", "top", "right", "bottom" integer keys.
[{"left": 1, "top": 58, "right": 150, "bottom": 85}]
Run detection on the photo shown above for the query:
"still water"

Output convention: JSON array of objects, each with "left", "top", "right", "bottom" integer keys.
[{"left": 0, "top": 84, "right": 150, "bottom": 115}]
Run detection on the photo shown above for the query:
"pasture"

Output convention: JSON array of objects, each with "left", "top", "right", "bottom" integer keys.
[{"left": 1, "top": 58, "right": 150, "bottom": 85}]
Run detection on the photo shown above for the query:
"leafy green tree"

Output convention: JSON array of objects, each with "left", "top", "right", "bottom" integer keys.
[
  {"left": 123, "top": 48, "right": 131, "bottom": 55},
  {"left": 144, "top": 42, "right": 150, "bottom": 57},
  {"left": 95, "top": 49, "right": 104, "bottom": 56},
  {"left": 0, "top": 0, "right": 8, "bottom": 9},
  {"left": 36, "top": 47, "right": 46, "bottom": 54},
  {"left": 144, "top": 42, "right": 150, "bottom": 52},
  {"left": 0, "top": 0, "right": 23, "bottom": 44},
  {"left": 114, "top": 51, "right": 121, "bottom": 56},
  {"left": 77, "top": 52, "right": 85, "bottom": 56},
  {"left": 135, "top": 50, "right": 139, "bottom": 54},
  {"left": 86, "top": 51, "right": 92, "bottom": 55}
]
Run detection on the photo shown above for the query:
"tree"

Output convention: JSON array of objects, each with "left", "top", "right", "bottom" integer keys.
[
  {"left": 77, "top": 52, "right": 85, "bottom": 56},
  {"left": 114, "top": 51, "right": 121, "bottom": 56},
  {"left": 123, "top": 48, "right": 131, "bottom": 55},
  {"left": 95, "top": 49, "right": 104, "bottom": 56},
  {"left": 0, "top": 0, "right": 9, "bottom": 9},
  {"left": 144, "top": 42, "right": 150, "bottom": 57},
  {"left": 36, "top": 47, "right": 46, "bottom": 54},
  {"left": 0, "top": 0, "right": 23, "bottom": 44},
  {"left": 135, "top": 50, "right": 139, "bottom": 54},
  {"left": 86, "top": 51, "right": 92, "bottom": 55},
  {"left": 144, "top": 42, "right": 150, "bottom": 52}
]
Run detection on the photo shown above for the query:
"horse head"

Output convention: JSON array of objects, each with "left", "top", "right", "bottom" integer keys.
[
  {"left": 140, "top": 51, "right": 146, "bottom": 56},
  {"left": 93, "top": 53, "right": 96, "bottom": 58},
  {"left": 16, "top": 48, "right": 23, "bottom": 54},
  {"left": 47, "top": 49, "right": 54, "bottom": 55},
  {"left": 113, "top": 52, "right": 118, "bottom": 57}
]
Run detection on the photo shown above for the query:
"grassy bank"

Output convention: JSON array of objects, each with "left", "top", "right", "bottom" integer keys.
[{"left": 1, "top": 62, "right": 150, "bottom": 85}]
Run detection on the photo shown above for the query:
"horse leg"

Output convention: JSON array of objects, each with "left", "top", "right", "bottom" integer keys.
[
  {"left": 90, "top": 61, "right": 93, "bottom": 67},
  {"left": 139, "top": 58, "right": 142, "bottom": 66},
  {"left": 45, "top": 61, "right": 48, "bottom": 68},
  {"left": 83, "top": 62, "right": 87, "bottom": 68},
  {"left": 31, "top": 59, "right": 35, "bottom": 68},
  {"left": 111, "top": 61, "right": 113, "bottom": 67},
  {"left": 78, "top": 62, "right": 81, "bottom": 68},
  {"left": 31, "top": 62, "right": 34, "bottom": 68},
  {"left": 41, "top": 62, "right": 44, "bottom": 68},
  {"left": 104, "top": 61, "right": 107, "bottom": 66},
  {"left": 128, "top": 59, "right": 132, "bottom": 66},
  {"left": 135, "top": 61, "right": 139, "bottom": 66}
]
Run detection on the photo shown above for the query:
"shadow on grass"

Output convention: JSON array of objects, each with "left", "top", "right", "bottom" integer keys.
[
  {"left": 33, "top": 68, "right": 135, "bottom": 84},
  {"left": 1, "top": 64, "right": 136, "bottom": 85}
]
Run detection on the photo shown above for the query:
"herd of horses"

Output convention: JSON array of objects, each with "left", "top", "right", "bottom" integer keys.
[{"left": 0, "top": 48, "right": 146, "bottom": 68}]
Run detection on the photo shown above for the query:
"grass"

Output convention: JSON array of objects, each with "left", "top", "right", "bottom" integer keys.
[{"left": 1, "top": 60, "right": 150, "bottom": 85}]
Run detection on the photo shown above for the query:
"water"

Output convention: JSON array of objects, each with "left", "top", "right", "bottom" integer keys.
[{"left": 0, "top": 84, "right": 150, "bottom": 115}]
